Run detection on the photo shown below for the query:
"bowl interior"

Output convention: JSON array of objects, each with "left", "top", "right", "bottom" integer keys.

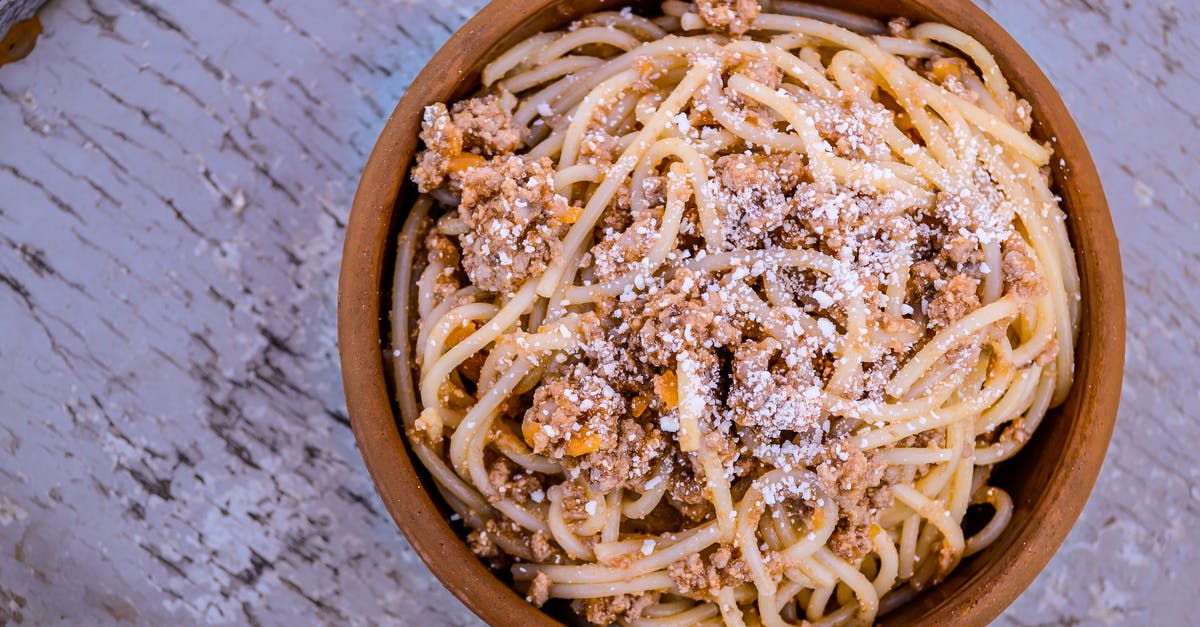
[{"left": 337, "top": 1, "right": 1125, "bottom": 625}]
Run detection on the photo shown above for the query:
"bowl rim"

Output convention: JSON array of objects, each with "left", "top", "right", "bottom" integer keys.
[{"left": 337, "top": 1, "right": 1126, "bottom": 625}]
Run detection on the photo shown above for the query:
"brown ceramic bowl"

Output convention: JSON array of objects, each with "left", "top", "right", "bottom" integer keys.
[{"left": 337, "top": 1, "right": 1125, "bottom": 624}]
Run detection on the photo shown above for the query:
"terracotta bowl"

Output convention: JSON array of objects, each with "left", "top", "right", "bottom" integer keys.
[{"left": 338, "top": 1, "right": 1125, "bottom": 624}]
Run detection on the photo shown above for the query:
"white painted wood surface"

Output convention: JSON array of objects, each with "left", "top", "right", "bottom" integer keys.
[
  {"left": 0, "top": 0, "right": 46, "bottom": 34},
  {"left": 0, "top": 0, "right": 1194, "bottom": 624}
]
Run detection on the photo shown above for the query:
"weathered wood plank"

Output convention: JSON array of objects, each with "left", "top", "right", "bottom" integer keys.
[
  {"left": 0, "top": 0, "right": 1194, "bottom": 625},
  {"left": 0, "top": 0, "right": 44, "bottom": 35}
]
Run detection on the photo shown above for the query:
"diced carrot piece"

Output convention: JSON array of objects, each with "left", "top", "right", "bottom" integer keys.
[
  {"left": 630, "top": 395, "right": 649, "bottom": 418},
  {"left": 521, "top": 420, "right": 540, "bottom": 448},
  {"left": 447, "top": 152, "right": 486, "bottom": 174},
  {"left": 560, "top": 206, "right": 584, "bottom": 224},
  {"left": 566, "top": 430, "right": 602, "bottom": 457},
  {"left": 655, "top": 371, "right": 679, "bottom": 410},
  {"left": 930, "top": 57, "right": 967, "bottom": 83},
  {"left": 445, "top": 321, "right": 476, "bottom": 348}
]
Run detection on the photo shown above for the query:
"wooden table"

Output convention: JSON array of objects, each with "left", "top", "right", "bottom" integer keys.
[{"left": 0, "top": 1, "right": 1195, "bottom": 624}]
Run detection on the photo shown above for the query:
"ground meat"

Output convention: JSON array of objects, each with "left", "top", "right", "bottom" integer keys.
[
  {"left": 467, "top": 518, "right": 536, "bottom": 564},
  {"left": 487, "top": 455, "right": 545, "bottom": 502},
  {"left": 523, "top": 363, "right": 625, "bottom": 461},
  {"left": 687, "top": 98, "right": 718, "bottom": 128},
  {"left": 466, "top": 523, "right": 499, "bottom": 559},
  {"left": 557, "top": 479, "right": 594, "bottom": 522},
  {"left": 579, "top": 128, "right": 621, "bottom": 167},
  {"left": 425, "top": 222, "right": 460, "bottom": 265},
  {"left": 926, "top": 273, "right": 980, "bottom": 329},
  {"left": 944, "top": 233, "right": 981, "bottom": 266},
  {"left": 632, "top": 55, "right": 663, "bottom": 92},
  {"left": 589, "top": 216, "right": 660, "bottom": 283},
  {"left": 572, "top": 311, "right": 656, "bottom": 405},
  {"left": 731, "top": 52, "right": 782, "bottom": 89},
  {"left": 668, "top": 545, "right": 753, "bottom": 594},
  {"left": 530, "top": 531, "right": 555, "bottom": 562},
  {"left": 711, "top": 153, "right": 806, "bottom": 248},
  {"left": 932, "top": 179, "right": 1009, "bottom": 245},
  {"left": 572, "top": 593, "right": 658, "bottom": 626},
  {"left": 451, "top": 94, "right": 525, "bottom": 155},
  {"left": 898, "top": 429, "right": 947, "bottom": 450},
  {"left": 875, "top": 310, "right": 922, "bottom": 354},
  {"left": 827, "top": 518, "right": 872, "bottom": 563},
  {"left": 696, "top": 0, "right": 761, "bottom": 36},
  {"left": 412, "top": 103, "right": 460, "bottom": 192},
  {"left": 817, "top": 445, "right": 889, "bottom": 562},
  {"left": 792, "top": 185, "right": 865, "bottom": 251},
  {"left": 665, "top": 454, "right": 710, "bottom": 521},
  {"left": 726, "top": 337, "right": 822, "bottom": 433},
  {"left": 438, "top": 376, "right": 474, "bottom": 411},
  {"left": 630, "top": 268, "right": 739, "bottom": 368},
  {"left": 1001, "top": 235, "right": 1048, "bottom": 300},
  {"left": 997, "top": 412, "right": 1039, "bottom": 448},
  {"left": 411, "top": 95, "right": 526, "bottom": 192},
  {"left": 1014, "top": 99, "right": 1034, "bottom": 132},
  {"left": 887, "top": 17, "right": 912, "bottom": 37},
  {"left": 599, "top": 181, "right": 637, "bottom": 235},
  {"left": 936, "top": 537, "right": 956, "bottom": 577},
  {"left": 697, "top": 428, "right": 741, "bottom": 474},
  {"left": 456, "top": 155, "right": 569, "bottom": 293},
  {"left": 636, "top": 175, "right": 668, "bottom": 218},
  {"left": 420, "top": 225, "right": 463, "bottom": 309},
  {"left": 902, "top": 258, "right": 939, "bottom": 321},
  {"left": 570, "top": 419, "right": 668, "bottom": 493},
  {"left": 526, "top": 571, "right": 552, "bottom": 607},
  {"left": 909, "top": 259, "right": 942, "bottom": 294},
  {"left": 810, "top": 96, "right": 892, "bottom": 161}
]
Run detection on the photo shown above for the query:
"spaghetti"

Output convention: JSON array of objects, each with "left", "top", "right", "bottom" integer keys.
[{"left": 390, "top": 1, "right": 1079, "bottom": 625}]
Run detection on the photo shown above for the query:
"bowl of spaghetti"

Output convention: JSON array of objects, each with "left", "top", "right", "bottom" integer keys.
[{"left": 337, "top": 1, "right": 1124, "bottom": 625}]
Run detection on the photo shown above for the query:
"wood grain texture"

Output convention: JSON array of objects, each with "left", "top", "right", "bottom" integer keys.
[
  {"left": 0, "top": 0, "right": 1193, "bottom": 625},
  {"left": 0, "top": 0, "right": 45, "bottom": 34}
]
